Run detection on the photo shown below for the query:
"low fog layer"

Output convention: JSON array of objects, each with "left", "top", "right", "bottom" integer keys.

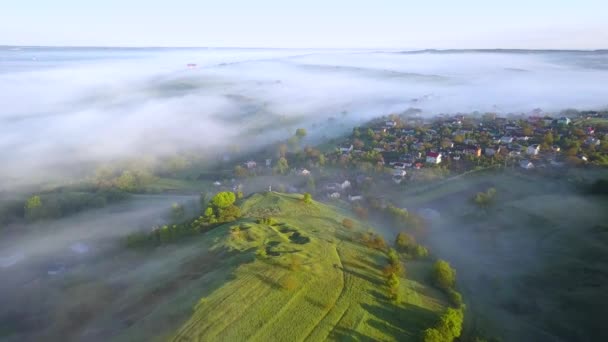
[{"left": 1, "top": 48, "right": 607, "bottom": 187}]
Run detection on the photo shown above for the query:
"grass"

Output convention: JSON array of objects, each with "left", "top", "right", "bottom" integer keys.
[{"left": 170, "top": 192, "right": 447, "bottom": 341}]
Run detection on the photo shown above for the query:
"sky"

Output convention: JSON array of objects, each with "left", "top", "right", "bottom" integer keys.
[{"left": 1, "top": 0, "right": 607, "bottom": 49}]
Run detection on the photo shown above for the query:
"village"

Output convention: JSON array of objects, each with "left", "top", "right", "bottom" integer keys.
[{"left": 226, "top": 110, "right": 608, "bottom": 202}]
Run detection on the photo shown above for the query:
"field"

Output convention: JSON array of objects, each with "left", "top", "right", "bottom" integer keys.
[{"left": 386, "top": 168, "right": 608, "bottom": 341}]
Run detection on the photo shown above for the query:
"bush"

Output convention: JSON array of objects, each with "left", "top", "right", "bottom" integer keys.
[
  {"left": 432, "top": 260, "right": 456, "bottom": 290},
  {"left": 342, "top": 218, "right": 355, "bottom": 230}
]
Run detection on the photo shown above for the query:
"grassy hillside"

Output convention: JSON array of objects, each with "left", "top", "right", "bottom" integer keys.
[{"left": 168, "top": 192, "right": 448, "bottom": 341}]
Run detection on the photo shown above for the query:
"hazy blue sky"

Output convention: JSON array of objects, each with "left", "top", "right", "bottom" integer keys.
[{"left": 1, "top": 0, "right": 606, "bottom": 48}]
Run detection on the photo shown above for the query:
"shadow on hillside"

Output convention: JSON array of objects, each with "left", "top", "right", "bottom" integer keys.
[
  {"left": 329, "top": 326, "right": 375, "bottom": 342},
  {"left": 339, "top": 261, "right": 383, "bottom": 285},
  {"left": 254, "top": 273, "right": 281, "bottom": 290},
  {"left": 362, "top": 302, "right": 437, "bottom": 340}
]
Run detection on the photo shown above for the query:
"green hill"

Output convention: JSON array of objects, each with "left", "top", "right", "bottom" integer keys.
[{"left": 165, "top": 192, "right": 448, "bottom": 341}]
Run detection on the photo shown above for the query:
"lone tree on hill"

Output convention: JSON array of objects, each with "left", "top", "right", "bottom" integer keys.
[{"left": 303, "top": 193, "right": 313, "bottom": 204}]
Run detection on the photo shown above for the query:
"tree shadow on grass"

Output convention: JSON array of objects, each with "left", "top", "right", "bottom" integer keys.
[
  {"left": 329, "top": 326, "right": 376, "bottom": 342},
  {"left": 339, "top": 262, "right": 383, "bottom": 286},
  {"left": 361, "top": 302, "right": 438, "bottom": 341},
  {"left": 254, "top": 273, "right": 281, "bottom": 290}
]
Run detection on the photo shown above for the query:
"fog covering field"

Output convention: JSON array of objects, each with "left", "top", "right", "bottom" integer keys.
[
  {"left": 389, "top": 169, "right": 608, "bottom": 341},
  {"left": 1, "top": 48, "right": 608, "bottom": 341},
  {"left": 1, "top": 47, "right": 607, "bottom": 188}
]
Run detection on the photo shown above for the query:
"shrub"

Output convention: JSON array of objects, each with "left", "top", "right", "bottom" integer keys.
[
  {"left": 342, "top": 218, "right": 355, "bottom": 230},
  {"left": 303, "top": 192, "right": 313, "bottom": 204}
]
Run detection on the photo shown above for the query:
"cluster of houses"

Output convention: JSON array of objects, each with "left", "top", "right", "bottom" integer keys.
[{"left": 338, "top": 111, "right": 606, "bottom": 178}]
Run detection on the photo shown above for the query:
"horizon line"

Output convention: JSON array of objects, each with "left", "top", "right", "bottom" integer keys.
[{"left": 1, "top": 45, "right": 607, "bottom": 52}]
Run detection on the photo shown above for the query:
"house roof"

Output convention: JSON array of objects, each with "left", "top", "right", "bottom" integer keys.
[{"left": 426, "top": 152, "right": 440, "bottom": 158}]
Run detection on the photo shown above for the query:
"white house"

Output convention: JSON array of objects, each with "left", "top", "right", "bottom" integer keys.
[
  {"left": 340, "top": 180, "right": 351, "bottom": 190},
  {"left": 329, "top": 192, "right": 341, "bottom": 199},
  {"left": 425, "top": 152, "right": 442, "bottom": 164},
  {"left": 245, "top": 160, "right": 257, "bottom": 169},
  {"left": 527, "top": 144, "right": 540, "bottom": 156},
  {"left": 393, "top": 169, "right": 407, "bottom": 177},
  {"left": 558, "top": 117, "right": 571, "bottom": 125},
  {"left": 348, "top": 195, "right": 363, "bottom": 202},
  {"left": 519, "top": 160, "right": 534, "bottom": 169},
  {"left": 339, "top": 144, "right": 353, "bottom": 153},
  {"left": 500, "top": 136, "right": 514, "bottom": 144},
  {"left": 385, "top": 120, "right": 397, "bottom": 127},
  {"left": 299, "top": 169, "right": 311, "bottom": 176}
]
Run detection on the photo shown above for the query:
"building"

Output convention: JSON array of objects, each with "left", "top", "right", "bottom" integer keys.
[
  {"left": 339, "top": 144, "right": 353, "bottom": 153},
  {"left": 500, "top": 136, "right": 514, "bottom": 144},
  {"left": 485, "top": 146, "right": 501, "bottom": 156},
  {"left": 426, "top": 152, "right": 442, "bottom": 164},
  {"left": 558, "top": 117, "right": 571, "bottom": 125},
  {"left": 245, "top": 160, "right": 257, "bottom": 169},
  {"left": 392, "top": 169, "right": 407, "bottom": 177},
  {"left": 519, "top": 160, "right": 534, "bottom": 169},
  {"left": 527, "top": 144, "right": 540, "bottom": 156}
]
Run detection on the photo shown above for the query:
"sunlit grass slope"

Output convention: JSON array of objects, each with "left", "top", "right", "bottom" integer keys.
[{"left": 171, "top": 192, "right": 446, "bottom": 342}]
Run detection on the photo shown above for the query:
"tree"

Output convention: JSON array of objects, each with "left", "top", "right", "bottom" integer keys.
[
  {"left": 395, "top": 232, "right": 415, "bottom": 252},
  {"left": 303, "top": 193, "right": 312, "bottom": 204},
  {"left": 295, "top": 128, "right": 307, "bottom": 138},
  {"left": 275, "top": 157, "right": 289, "bottom": 175},
  {"left": 432, "top": 259, "right": 456, "bottom": 290},
  {"left": 24, "top": 195, "right": 43, "bottom": 220},
  {"left": 116, "top": 170, "right": 137, "bottom": 192},
  {"left": 386, "top": 273, "right": 401, "bottom": 301},
  {"left": 211, "top": 192, "right": 236, "bottom": 209}
]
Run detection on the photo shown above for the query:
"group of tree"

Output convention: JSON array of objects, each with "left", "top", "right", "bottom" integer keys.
[
  {"left": 394, "top": 232, "right": 428, "bottom": 259},
  {"left": 199, "top": 191, "right": 241, "bottom": 225},
  {"left": 23, "top": 190, "right": 129, "bottom": 222},
  {"left": 422, "top": 307, "right": 464, "bottom": 342},
  {"left": 473, "top": 188, "right": 497, "bottom": 208},
  {"left": 361, "top": 231, "right": 387, "bottom": 250},
  {"left": 432, "top": 259, "right": 463, "bottom": 308},
  {"left": 126, "top": 191, "right": 242, "bottom": 248}
]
